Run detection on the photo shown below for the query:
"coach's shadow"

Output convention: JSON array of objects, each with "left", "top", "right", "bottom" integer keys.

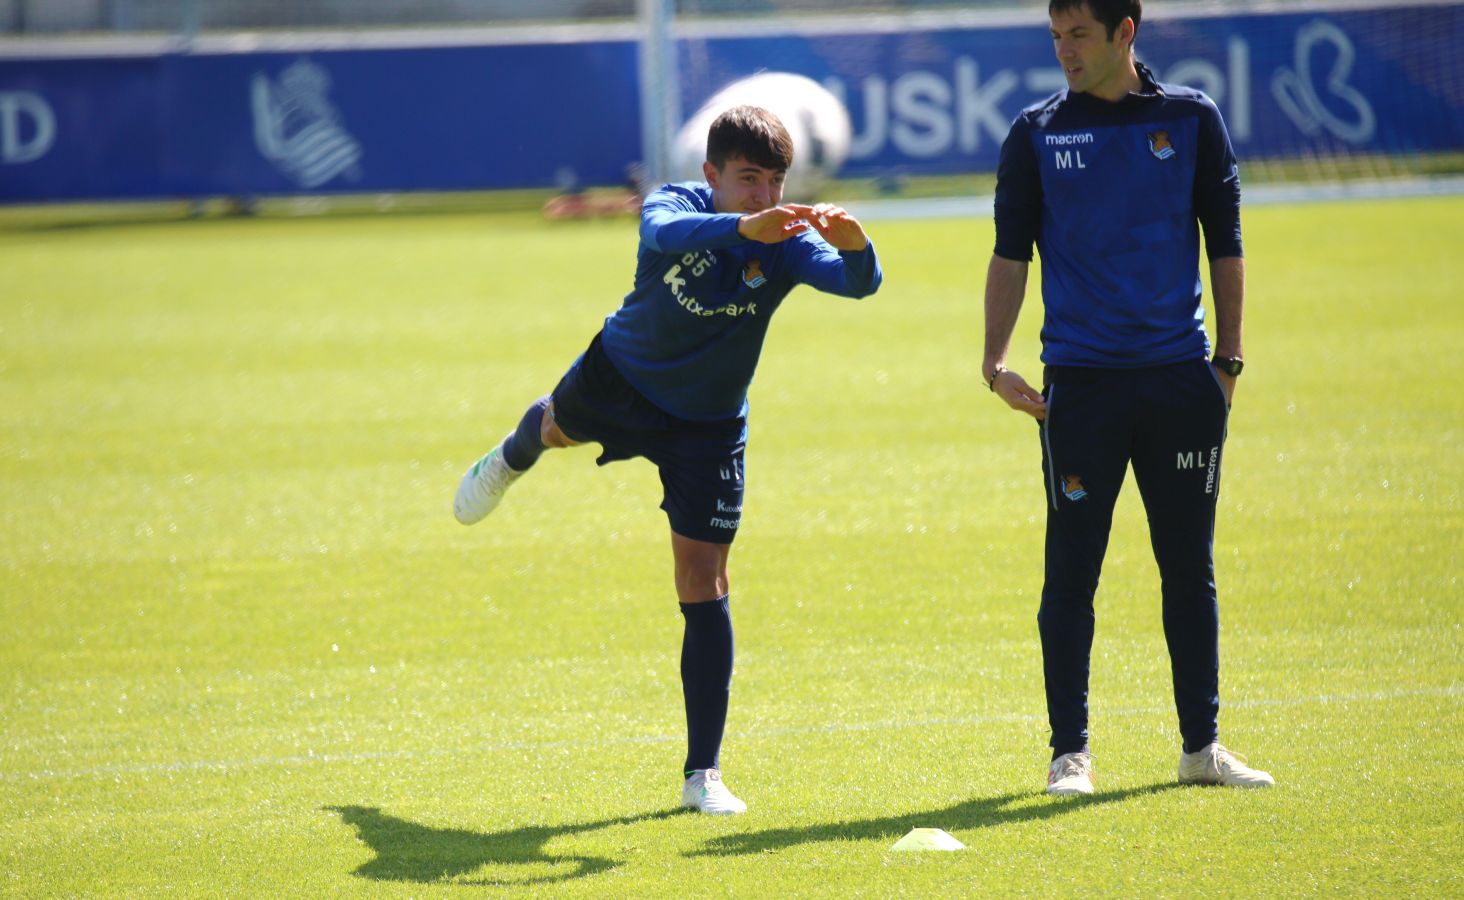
[
  {"left": 325, "top": 804, "right": 680, "bottom": 887},
  {"left": 690, "top": 783, "right": 1181, "bottom": 858}
]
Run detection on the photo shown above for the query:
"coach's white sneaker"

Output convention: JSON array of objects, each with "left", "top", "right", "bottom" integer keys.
[
  {"left": 1178, "top": 743, "right": 1275, "bottom": 788},
  {"left": 453, "top": 444, "right": 521, "bottom": 525},
  {"left": 1046, "top": 751, "right": 1095, "bottom": 796},
  {"left": 681, "top": 769, "right": 747, "bottom": 815}
]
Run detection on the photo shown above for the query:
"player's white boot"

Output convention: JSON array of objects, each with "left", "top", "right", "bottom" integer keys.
[
  {"left": 1046, "top": 751, "right": 1095, "bottom": 796},
  {"left": 1178, "top": 743, "right": 1275, "bottom": 788},
  {"left": 453, "top": 444, "right": 522, "bottom": 525},
  {"left": 681, "top": 769, "right": 747, "bottom": 815}
]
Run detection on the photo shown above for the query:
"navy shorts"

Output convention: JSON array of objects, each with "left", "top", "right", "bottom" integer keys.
[{"left": 549, "top": 333, "right": 747, "bottom": 545}]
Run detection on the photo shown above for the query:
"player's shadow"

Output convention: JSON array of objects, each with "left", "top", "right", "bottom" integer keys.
[
  {"left": 325, "top": 804, "right": 680, "bottom": 887},
  {"left": 689, "top": 783, "right": 1181, "bottom": 857}
]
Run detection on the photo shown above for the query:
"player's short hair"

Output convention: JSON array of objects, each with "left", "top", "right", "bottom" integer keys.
[
  {"left": 706, "top": 105, "right": 794, "bottom": 173},
  {"left": 1049, "top": 0, "right": 1141, "bottom": 44}
]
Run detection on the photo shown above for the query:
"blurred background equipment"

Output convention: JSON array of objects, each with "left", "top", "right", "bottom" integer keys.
[
  {"left": 670, "top": 71, "right": 852, "bottom": 201},
  {"left": 0, "top": 0, "right": 1461, "bottom": 208}
]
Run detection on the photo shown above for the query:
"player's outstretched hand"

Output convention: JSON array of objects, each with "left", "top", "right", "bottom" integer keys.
[
  {"left": 737, "top": 207, "right": 811, "bottom": 244},
  {"left": 992, "top": 368, "right": 1047, "bottom": 421},
  {"left": 785, "top": 203, "right": 870, "bottom": 252}
]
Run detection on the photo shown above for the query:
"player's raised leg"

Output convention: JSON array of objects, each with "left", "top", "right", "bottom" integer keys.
[{"left": 454, "top": 396, "right": 578, "bottom": 524}]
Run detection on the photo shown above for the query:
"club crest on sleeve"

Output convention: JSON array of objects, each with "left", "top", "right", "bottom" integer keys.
[
  {"left": 1062, "top": 475, "right": 1088, "bottom": 501},
  {"left": 1147, "top": 130, "right": 1176, "bottom": 160},
  {"left": 741, "top": 259, "right": 767, "bottom": 289}
]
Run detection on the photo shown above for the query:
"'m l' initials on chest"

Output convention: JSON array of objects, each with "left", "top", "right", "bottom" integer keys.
[
  {"left": 1046, "top": 132, "right": 1093, "bottom": 170},
  {"left": 1055, "top": 150, "right": 1086, "bottom": 169}
]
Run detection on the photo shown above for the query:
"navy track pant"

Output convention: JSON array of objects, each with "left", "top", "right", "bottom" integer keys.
[{"left": 1037, "top": 359, "right": 1231, "bottom": 755}]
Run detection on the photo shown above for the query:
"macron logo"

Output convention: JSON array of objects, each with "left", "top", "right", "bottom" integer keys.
[{"left": 1045, "top": 132, "right": 1094, "bottom": 145}]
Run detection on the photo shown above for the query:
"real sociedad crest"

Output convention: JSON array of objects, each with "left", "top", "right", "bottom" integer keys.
[
  {"left": 251, "top": 60, "right": 363, "bottom": 188},
  {"left": 1062, "top": 475, "right": 1089, "bottom": 501},
  {"left": 741, "top": 259, "right": 767, "bottom": 289},
  {"left": 1147, "top": 130, "right": 1176, "bottom": 160}
]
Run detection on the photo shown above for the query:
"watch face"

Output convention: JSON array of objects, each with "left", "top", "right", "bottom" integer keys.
[{"left": 1214, "top": 358, "right": 1243, "bottom": 376}]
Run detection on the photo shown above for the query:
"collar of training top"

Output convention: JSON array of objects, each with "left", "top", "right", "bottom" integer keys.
[
  {"left": 1063, "top": 60, "right": 1167, "bottom": 109},
  {"left": 1133, "top": 61, "right": 1167, "bottom": 98}
]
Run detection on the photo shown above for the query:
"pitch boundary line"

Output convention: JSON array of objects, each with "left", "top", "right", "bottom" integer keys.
[
  {"left": 846, "top": 176, "right": 1464, "bottom": 222},
  {"left": 4, "top": 683, "right": 1457, "bottom": 783}
]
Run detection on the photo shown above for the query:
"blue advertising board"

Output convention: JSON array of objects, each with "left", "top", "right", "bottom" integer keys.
[
  {"left": 0, "top": 40, "right": 641, "bottom": 201},
  {"left": 683, "top": 4, "right": 1464, "bottom": 177},
  {"left": 0, "top": 3, "right": 1460, "bottom": 201},
  {"left": 0, "top": 55, "right": 165, "bottom": 198}
]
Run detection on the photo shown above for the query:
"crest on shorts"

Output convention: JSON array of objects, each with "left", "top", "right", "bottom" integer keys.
[
  {"left": 741, "top": 259, "right": 767, "bottom": 289},
  {"left": 1062, "top": 475, "right": 1088, "bottom": 501},
  {"left": 1147, "top": 130, "right": 1176, "bottom": 160}
]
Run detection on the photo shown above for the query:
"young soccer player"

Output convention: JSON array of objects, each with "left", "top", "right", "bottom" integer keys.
[{"left": 453, "top": 105, "right": 882, "bottom": 815}]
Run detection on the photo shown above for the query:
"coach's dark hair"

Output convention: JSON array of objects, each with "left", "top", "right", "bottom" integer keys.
[
  {"left": 706, "top": 105, "right": 794, "bottom": 172},
  {"left": 1049, "top": 0, "right": 1141, "bottom": 45}
]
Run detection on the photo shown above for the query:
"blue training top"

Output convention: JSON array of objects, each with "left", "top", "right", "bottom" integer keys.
[
  {"left": 600, "top": 182, "right": 883, "bottom": 421},
  {"left": 993, "top": 62, "right": 1243, "bottom": 368}
]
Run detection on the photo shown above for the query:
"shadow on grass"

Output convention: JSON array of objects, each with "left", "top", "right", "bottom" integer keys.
[
  {"left": 689, "top": 783, "right": 1183, "bottom": 857},
  {"left": 325, "top": 804, "right": 682, "bottom": 887}
]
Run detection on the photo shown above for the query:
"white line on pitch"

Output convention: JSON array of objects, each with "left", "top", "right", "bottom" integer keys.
[{"left": 3, "top": 684, "right": 1457, "bottom": 783}]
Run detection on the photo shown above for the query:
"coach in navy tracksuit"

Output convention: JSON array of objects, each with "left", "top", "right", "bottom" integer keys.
[{"left": 982, "top": 0, "right": 1274, "bottom": 795}]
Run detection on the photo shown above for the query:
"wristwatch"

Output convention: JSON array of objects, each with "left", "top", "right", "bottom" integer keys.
[{"left": 1211, "top": 356, "right": 1244, "bottom": 377}]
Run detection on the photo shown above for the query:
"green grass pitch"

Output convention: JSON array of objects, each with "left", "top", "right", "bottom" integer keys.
[{"left": 2, "top": 195, "right": 1461, "bottom": 896}]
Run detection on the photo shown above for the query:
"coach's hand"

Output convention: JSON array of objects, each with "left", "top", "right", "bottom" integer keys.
[
  {"left": 990, "top": 368, "right": 1047, "bottom": 422},
  {"left": 785, "top": 203, "right": 870, "bottom": 252},
  {"left": 1214, "top": 369, "right": 1237, "bottom": 406},
  {"left": 737, "top": 207, "right": 811, "bottom": 244}
]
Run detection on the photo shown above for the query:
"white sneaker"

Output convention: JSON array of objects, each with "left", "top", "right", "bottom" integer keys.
[
  {"left": 681, "top": 769, "right": 747, "bottom": 815},
  {"left": 1178, "top": 743, "right": 1275, "bottom": 788},
  {"left": 1046, "top": 751, "right": 1095, "bottom": 796},
  {"left": 453, "top": 444, "right": 522, "bottom": 525}
]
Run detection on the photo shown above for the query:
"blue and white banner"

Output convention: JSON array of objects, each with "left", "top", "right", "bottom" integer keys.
[
  {"left": 0, "top": 41, "right": 640, "bottom": 201},
  {"left": 0, "top": 3, "right": 1459, "bottom": 201},
  {"left": 684, "top": 4, "right": 1464, "bottom": 176}
]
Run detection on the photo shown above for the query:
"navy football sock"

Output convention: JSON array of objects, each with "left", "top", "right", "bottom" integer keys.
[
  {"left": 680, "top": 596, "right": 733, "bottom": 774},
  {"left": 500, "top": 396, "right": 550, "bottom": 472}
]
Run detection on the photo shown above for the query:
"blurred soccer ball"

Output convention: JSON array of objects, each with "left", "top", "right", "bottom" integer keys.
[{"left": 671, "top": 72, "right": 853, "bottom": 202}]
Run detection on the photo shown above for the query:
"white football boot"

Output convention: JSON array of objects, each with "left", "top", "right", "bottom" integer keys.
[
  {"left": 1046, "top": 751, "right": 1095, "bottom": 796},
  {"left": 1178, "top": 743, "right": 1275, "bottom": 788},
  {"left": 681, "top": 768, "right": 747, "bottom": 815},
  {"left": 453, "top": 443, "right": 522, "bottom": 525}
]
